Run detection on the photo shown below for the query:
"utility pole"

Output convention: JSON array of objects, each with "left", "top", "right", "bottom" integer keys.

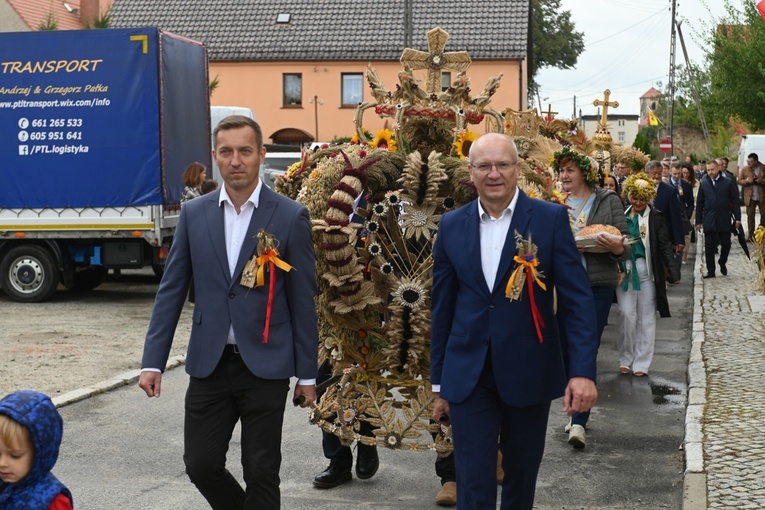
[
  {"left": 668, "top": 0, "right": 677, "bottom": 157},
  {"left": 676, "top": 20, "right": 711, "bottom": 153},
  {"left": 573, "top": 95, "right": 577, "bottom": 119},
  {"left": 403, "top": 0, "right": 413, "bottom": 47}
]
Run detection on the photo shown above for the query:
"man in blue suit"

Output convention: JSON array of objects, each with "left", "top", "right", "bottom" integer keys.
[
  {"left": 138, "top": 116, "right": 318, "bottom": 509},
  {"left": 696, "top": 159, "right": 741, "bottom": 278},
  {"left": 430, "top": 133, "right": 599, "bottom": 509},
  {"left": 647, "top": 161, "right": 685, "bottom": 283}
]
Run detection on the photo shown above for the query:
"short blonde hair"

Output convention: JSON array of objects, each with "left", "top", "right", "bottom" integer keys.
[{"left": 0, "top": 413, "right": 31, "bottom": 450}]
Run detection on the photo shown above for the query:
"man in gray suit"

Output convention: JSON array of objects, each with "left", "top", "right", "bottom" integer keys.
[{"left": 138, "top": 115, "right": 318, "bottom": 509}]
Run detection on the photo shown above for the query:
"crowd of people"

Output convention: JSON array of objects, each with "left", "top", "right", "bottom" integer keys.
[{"left": 5, "top": 118, "right": 760, "bottom": 510}]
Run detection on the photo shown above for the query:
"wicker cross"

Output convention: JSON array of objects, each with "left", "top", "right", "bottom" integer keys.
[
  {"left": 593, "top": 89, "right": 619, "bottom": 129},
  {"left": 399, "top": 27, "right": 472, "bottom": 95}
]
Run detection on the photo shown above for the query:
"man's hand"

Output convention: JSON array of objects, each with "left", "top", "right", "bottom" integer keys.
[
  {"left": 696, "top": 224, "right": 702, "bottom": 232},
  {"left": 735, "top": 220, "right": 742, "bottom": 230},
  {"left": 674, "top": 244, "right": 685, "bottom": 253},
  {"left": 138, "top": 371, "right": 162, "bottom": 398},
  {"left": 432, "top": 396, "right": 451, "bottom": 425},
  {"left": 563, "top": 377, "right": 597, "bottom": 416},
  {"left": 293, "top": 384, "right": 316, "bottom": 408}
]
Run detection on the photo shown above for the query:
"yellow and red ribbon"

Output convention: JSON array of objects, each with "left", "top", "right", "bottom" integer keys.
[
  {"left": 505, "top": 253, "right": 547, "bottom": 343},
  {"left": 254, "top": 249, "right": 293, "bottom": 343}
]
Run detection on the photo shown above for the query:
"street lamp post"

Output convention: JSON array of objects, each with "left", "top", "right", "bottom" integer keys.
[{"left": 308, "top": 95, "right": 324, "bottom": 142}]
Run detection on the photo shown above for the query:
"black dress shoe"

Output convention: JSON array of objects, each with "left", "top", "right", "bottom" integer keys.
[
  {"left": 719, "top": 263, "right": 727, "bottom": 275},
  {"left": 313, "top": 461, "right": 352, "bottom": 489},
  {"left": 702, "top": 273, "right": 715, "bottom": 279},
  {"left": 355, "top": 444, "right": 379, "bottom": 480}
]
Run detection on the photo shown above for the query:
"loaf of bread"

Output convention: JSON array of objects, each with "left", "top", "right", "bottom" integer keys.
[{"left": 576, "top": 223, "right": 621, "bottom": 238}]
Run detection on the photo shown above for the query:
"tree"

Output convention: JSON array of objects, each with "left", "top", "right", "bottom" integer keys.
[
  {"left": 38, "top": 11, "right": 58, "bottom": 30},
  {"left": 528, "top": 0, "right": 585, "bottom": 99}
]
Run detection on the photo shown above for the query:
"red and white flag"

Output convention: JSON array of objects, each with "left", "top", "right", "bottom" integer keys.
[{"left": 757, "top": 0, "right": 765, "bottom": 21}]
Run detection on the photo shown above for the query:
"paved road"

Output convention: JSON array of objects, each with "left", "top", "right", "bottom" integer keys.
[{"left": 51, "top": 248, "right": 695, "bottom": 509}]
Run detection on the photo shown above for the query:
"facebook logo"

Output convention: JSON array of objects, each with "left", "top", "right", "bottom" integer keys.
[{"left": 19, "top": 145, "right": 29, "bottom": 155}]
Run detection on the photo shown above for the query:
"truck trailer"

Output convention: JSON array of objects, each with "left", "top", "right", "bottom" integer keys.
[{"left": 0, "top": 28, "right": 211, "bottom": 302}]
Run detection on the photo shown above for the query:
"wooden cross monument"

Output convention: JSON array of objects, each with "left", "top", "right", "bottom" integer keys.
[
  {"left": 400, "top": 27, "right": 472, "bottom": 95},
  {"left": 593, "top": 89, "right": 619, "bottom": 128}
]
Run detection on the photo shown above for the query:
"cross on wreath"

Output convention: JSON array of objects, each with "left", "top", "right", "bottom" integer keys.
[
  {"left": 399, "top": 27, "right": 472, "bottom": 95},
  {"left": 543, "top": 104, "right": 558, "bottom": 122}
]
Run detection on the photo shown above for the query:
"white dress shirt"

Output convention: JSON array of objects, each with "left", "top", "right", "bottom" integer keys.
[{"left": 478, "top": 191, "right": 519, "bottom": 291}]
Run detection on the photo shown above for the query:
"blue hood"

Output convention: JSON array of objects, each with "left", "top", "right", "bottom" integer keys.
[{"left": 0, "top": 390, "right": 72, "bottom": 509}]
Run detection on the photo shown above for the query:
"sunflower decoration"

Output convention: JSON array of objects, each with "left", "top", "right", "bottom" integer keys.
[
  {"left": 371, "top": 128, "right": 397, "bottom": 152},
  {"left": 452, "top": 129, "right": 479, "bottom": 159},
  {"left": 351, "top": 128, "right": 373, "bottom": 145},
  {"left": 551, "top": 146, "right": 599, "bottom": 186},
  {"left": 622, "top": 171, "right": 657, "bottom": 202}
]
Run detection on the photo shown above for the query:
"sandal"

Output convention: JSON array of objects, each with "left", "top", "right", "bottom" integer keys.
[
  {"left": 633, "top": 371, "right": 647, "bottom": 377},
  {"left": 619, "top": 366, "right": 630, "bottom": 374}
]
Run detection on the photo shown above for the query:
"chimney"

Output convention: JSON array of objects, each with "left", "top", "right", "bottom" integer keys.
[{"left": 80, "top": 0, "right": 100, "bottom": 26}]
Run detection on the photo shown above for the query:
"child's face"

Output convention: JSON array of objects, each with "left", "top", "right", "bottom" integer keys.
[{"left": 0, "top": 435, "right": 34, "bottom": 483}]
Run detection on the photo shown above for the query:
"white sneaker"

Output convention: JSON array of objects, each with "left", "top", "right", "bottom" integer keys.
[
  {"left": 564, "top": 419, "right": 572, "bottom": 433},
  {"left": 568, "top": 425, "right": 586, "bottom": 449}
]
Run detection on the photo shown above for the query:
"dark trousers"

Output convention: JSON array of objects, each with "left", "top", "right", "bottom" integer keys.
[
  {"left": 450, "top": 354, "right": 551, "bottom": 510},
  {"left": 184, "top": 347, "right": 289, "bottom": 510},
  {"left": 704, "top": 230, "right": 732, "bottom": 275},
  {"left": 571, "top": 285, "right": 611, "bottom": 427},
  {"left": 746, "top": 199, "right": 765, "bottom": 238},
  {"left": 317, "top": 360, "right": 377, "bottom": 466}
]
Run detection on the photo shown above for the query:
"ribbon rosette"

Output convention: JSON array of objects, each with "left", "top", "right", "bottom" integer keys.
[
  {"left": 504, "top": 232, "right": 547, "bottom": 343},
  {"left": 241, "top": 230, "right": 294, "bottom": 344}
]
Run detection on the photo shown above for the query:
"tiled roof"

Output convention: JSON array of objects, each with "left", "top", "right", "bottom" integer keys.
[
  {"left": 110, "top": 0, "right": 528, "bottom": 62},
  {"left": 7, "top": 0, "right": 86, "bottom": 30},
  {"left": 641, "top": 87, "right": 663, "bottom": 99}
]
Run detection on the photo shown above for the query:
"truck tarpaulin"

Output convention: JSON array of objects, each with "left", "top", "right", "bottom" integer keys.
[{"left": 0, "top": 28, "right": 210, "bottom": 209}]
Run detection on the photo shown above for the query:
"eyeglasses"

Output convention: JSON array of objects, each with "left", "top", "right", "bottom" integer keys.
[{"left": 471, "top": 161, "right": 517, "bottom": 173}]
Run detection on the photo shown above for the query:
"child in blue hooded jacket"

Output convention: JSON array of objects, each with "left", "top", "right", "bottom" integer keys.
[{"left": 0, "top": 390, "right": 73, "bottom": 509}]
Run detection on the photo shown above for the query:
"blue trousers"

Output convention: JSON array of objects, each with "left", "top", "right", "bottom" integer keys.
[
  {"left": 450, "top": 353, "right": 551, "bottom": 510},
  {"left": 571, "top": 285, "right": 612, "bottom": 427}
]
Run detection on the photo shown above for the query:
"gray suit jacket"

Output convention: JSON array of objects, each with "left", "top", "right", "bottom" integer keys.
[{"left": 142, "top": 184, "right": 318, "bottom": 380}]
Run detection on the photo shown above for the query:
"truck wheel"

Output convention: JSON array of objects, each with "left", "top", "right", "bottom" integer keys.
[
  {"left": 0, "top": 245, "right": 59, "bottom": 302},
  {"left": 67, "top": 267, "right": 108, "bottom": 291},
  {"left": 152, "top": 264, "right": 164, "bottom": 279}
]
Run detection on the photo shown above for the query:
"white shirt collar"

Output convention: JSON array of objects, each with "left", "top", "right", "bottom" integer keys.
[
  {"left": 477, "top": 188, "right": 520, "bottom": 221},
  {"left": 218, "top": 179, "right": 262, "bottom": 209}
]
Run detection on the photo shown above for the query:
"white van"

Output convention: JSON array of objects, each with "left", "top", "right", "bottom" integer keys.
[{"left": 209, "top": 106, "right": 256, "bottom": 182}]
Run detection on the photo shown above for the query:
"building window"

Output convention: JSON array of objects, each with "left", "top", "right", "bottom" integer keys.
[
  {"left": 283, "top": 74, "right": 302, "bottom": 107},
  {"left": 618, "top": 131, "right": 625, "bottom": 143},
  {"left": 441, "top": 72, "right": 451, "bottom": 91},
  {"left": 618, "top": 119, "right": 625, "bottom": 127},
  {"left": 341, "top": 73, "right": 363, "bottom": 107}
]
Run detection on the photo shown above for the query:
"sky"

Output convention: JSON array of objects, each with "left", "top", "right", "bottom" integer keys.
[{"left": 536, "top": 0, "right": 734, "bottom": 120}]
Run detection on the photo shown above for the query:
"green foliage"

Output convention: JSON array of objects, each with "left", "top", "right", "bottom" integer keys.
[
  {"left": 529, "top": 0, "right": 585, "bottom": 98},
  {"left": 709, "top": 122, "right": 737, "bottom": 158},
  {"left": 85, "top": 9, "right": 111, "bottom": 29},
  {"left": 331, "top": 136, "right": 352, "bottom": 144},
  {"left": 209, "top": 74, "right": 220, "bottom": 98},
  {"left": 633, "top": 128, "right": 657, "bottom": 160},
  {"left": 38, "top": 11, "right": 58, "bottom": 30}
]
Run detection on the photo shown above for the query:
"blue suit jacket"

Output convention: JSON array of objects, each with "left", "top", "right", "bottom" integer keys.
[
  {"left": 142, "top": 184, "right": 319, "bottom": 380},
  {"left": 430, "top": 190, "right": 599, "bottom": 407},
  {"left": 653, "top": 182, "right": 685, "bottom": 245}
]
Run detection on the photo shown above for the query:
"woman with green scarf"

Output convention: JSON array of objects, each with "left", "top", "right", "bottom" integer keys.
[{"left": 616, "top": 172, "right": 678, "bottom": 377}]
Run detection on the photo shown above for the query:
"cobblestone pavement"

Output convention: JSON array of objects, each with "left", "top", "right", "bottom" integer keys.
[{"left": 698, "top": 214, "right": 765, "bottom": 508}]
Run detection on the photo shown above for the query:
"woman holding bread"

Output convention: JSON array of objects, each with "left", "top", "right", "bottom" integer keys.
[
  {"left": 616, "top": 173, "right": 677, "bottom": 377},
  {"left": 553, "top": 146, "right": 631, "bottom": 449}
]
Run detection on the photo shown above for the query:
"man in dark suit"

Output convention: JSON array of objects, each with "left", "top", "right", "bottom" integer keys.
[
  {"left": 430, "top": 133, "right": 599, "bottom": 509},
  {"left": 646, "top": 161, "right": 685, "bottom": 283},
  {"left": 696, "top": 159, "right": 742, "bottom": 278},
  {"left": 670, "top": 162, "right": 694, "bottom": 279},
  {"left": 138, "top": 115, "right": 318, "bottom": 509}
]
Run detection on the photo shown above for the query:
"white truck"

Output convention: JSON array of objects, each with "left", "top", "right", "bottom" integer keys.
[{"left": 0, "top": 28, "right": 211, "bottom": 302}]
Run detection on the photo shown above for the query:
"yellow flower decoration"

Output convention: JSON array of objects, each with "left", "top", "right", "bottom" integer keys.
[
  {"left": 453, "top": 129, "right": 479, "bottom": 159},
  {"left": 623, "top": 171, "right": 657, "bottom": 201},
  {"left": 371, "top": 128, "right": 397, "bottom": 152}
]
